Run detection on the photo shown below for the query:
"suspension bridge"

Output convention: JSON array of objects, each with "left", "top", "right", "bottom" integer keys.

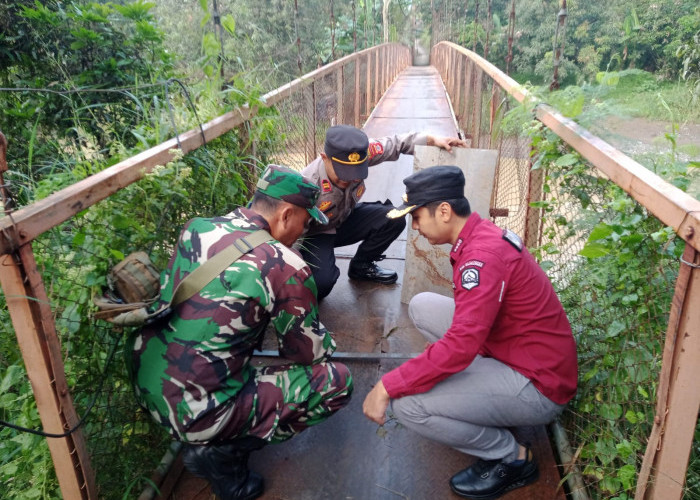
[{"left": 1, "top": 42, "right": 699, "bottom": 500}]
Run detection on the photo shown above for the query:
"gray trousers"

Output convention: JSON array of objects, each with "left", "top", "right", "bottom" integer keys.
[{"left": 390, "top": 292, "right": 564, "bottom": 462}]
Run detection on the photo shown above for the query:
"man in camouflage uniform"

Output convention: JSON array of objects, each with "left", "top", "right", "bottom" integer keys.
[
  {"left": 129, "top": 164, "right": 353, "bottom": 500},
  {"left": 301, "top": 125, "right": 466, "bottom": 300}
]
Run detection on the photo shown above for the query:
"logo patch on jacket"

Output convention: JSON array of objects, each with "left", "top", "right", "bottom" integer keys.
[
  {"left": 356, "top": 185, "right": 365, "bottom": 198},
  {"left": 368, "top": 141, "right": 384, "bottom": 159},
  {"left": 461, "top": 268, "right": 480, "bottom": 290},
  {"left": 319, "top": 200, "right": 332, "bottom": 211},
  {"left": 322, "top": 179, "right": 332, "bottom": 193}
]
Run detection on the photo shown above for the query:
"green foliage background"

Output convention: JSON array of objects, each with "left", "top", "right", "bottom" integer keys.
[{"left": 0, "top": 0, "right": 699, "bottom": 499}]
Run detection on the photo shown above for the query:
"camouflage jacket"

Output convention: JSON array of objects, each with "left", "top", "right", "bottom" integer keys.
[
  {"left": 128, "top": 207, "right": 336, "bottom": 442},
  {"left": 302, "top": 131, "right": 427, "bottom": 235}
]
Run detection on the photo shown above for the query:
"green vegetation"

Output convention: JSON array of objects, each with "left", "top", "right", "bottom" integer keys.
[
  {"left": 0, "top": 1, "right": 276, "bottom": 497},
  {"left": 505, "top": 77, "right": 697, "bottom": 497},
  {"left": 0, "top": 0, "right": 699, "bottom": 499}
]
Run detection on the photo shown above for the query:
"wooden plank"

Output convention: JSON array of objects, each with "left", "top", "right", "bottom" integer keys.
[
  {"left": 472, "top": 70, "right": 483, "bottom": 148},
  {"left": 374, "top": 47, "right": 379, "bottom": 106},
  {"left": 365, "top": 52, "right": 372, "bottom": 117},
  {"left": 438, "top": 41, "right": 528, "bottom": 103},
  {"left": 524, "top": 160, "right": 544, "bottom": 249},
  {"left": 489, "top": 85, "right": 500, "bottom": 148},
  {"left": 462, "top": 59, "right": 473, "bottom": 134},
  {"left": 402, "top": 146, "right": 499, "bottom": 303},
  {"left": 18, "top": 244, "right": 96, "bottom": 496},
  {"left": 454, "top": 54, "right": 463, "bottom": 121},
  {"left": 0, "top": 250, "right": 93, "bottom": 499},
  {"left": 644, "top": 248, "right": 700, "bottom": 500},
  {"left": 354, "top": 58, "right": 361, "bottom": 127},
  {"left": 636, "top": 245, "right": 696, "bottom": 498},
  {"left": 336, "top": 66, "right": 344, "bottom": 125}
]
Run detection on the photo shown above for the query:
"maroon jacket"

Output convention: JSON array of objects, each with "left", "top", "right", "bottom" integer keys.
[{"left": 382, "top": 213, "right": 578, "bottom": 405}]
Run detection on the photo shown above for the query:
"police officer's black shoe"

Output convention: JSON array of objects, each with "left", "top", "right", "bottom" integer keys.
[
  {"left": 348, "top": 260, "right": 398, "bottom": 284},
  {"left": 182, "top": 440, "right": 265, "bottom": 500},
  {"left": 449, "top": 448, "right": 539, "bottom": 499}
]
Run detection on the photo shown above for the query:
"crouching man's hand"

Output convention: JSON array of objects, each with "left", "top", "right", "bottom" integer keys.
[
  {"left": 427, "top": 135, "right": 468, "bottom": 152},
  {"left": 363, "top": 380, "right": 391, "bottom": 425}
]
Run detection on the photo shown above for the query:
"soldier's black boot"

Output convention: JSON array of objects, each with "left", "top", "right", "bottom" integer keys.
[
  {"left": 348, "top": 258, "right": 398, "bottom": 284},
  {"left": 182, "top": 437, "right": 266, "bottom": 500},
  {"left": 449, "top": 447, "right": 539, "bottom": 500}
]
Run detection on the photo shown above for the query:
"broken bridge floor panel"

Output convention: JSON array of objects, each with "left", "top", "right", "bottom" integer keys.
[{"left": 160, "top": 65, "right": 566, "bottom": 499}]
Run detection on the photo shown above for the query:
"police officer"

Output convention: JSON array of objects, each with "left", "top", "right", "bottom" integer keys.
[
  {"left": 129, "top": 165, "right": 353, "bottom": 500},
  {"left": 300, "top": 125, "right": 466, "bottom": 300},
  {"left": 362, "top": 166, "right": 578, "bottom": 499}
]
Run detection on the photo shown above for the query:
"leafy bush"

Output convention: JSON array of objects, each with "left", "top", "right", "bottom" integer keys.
[
  {"left": 520, "top": 93, "right": 692, "bottom": 497},
  {"left": 0, "top": 1, "right": 278, "bottom": 498}
]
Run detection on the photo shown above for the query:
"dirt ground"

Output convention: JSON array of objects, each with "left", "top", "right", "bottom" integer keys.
[
  {"left": 594, "top": 116, "right": 700, "bottom": 197},
  {"left": 598, "top": 116, "right": 700, "bottom": 159}
]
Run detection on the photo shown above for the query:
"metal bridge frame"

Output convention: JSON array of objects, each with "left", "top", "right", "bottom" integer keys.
[{"left": 1, "top": 39, "right": 699, "bottom": 500}]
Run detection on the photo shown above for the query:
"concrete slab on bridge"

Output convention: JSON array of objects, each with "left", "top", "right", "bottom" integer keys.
[{"left": 160, "top": 66, "right": 566, "bottom": 500}]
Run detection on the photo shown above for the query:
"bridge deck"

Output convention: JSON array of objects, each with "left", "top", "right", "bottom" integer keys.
[{"left": 160, "top": 66, "right": 566, "bottom": 500}]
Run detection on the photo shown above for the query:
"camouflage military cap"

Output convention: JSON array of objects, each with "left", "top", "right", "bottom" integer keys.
[{"left": 257, "top": 164, "right": 329, "bottom": 224}]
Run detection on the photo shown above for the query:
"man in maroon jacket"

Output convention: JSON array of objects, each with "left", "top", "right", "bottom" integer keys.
[{"left": 362, "top": 165, "right": 578, "bottom": 499}]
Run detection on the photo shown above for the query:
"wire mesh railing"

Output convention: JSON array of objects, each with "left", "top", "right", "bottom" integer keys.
[
  {"left": 3, "top": 35, "right": 697, "bottom": 500},
  {"left": 0, "top": 42, "right": 410, "bottom": 499},
  {"left": 432, "top": 40, "right": 700, "bottom": 500}
]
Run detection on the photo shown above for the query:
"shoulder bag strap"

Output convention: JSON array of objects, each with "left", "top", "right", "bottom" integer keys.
[{"left": 170, "top": 229, "right": 273, "bottom": 308}]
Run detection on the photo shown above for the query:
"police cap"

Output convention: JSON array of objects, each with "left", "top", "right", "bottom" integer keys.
[
  {"left": 387, "top": 165, "right": 466, "bottom": 219},
  {"left": 324, "top": 125, "right": 370, "bottom": 181}
]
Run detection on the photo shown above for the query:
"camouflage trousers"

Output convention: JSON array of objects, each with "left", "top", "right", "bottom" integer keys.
[{"left": 211, "top": 361, "right": 353, "bottom": 444}]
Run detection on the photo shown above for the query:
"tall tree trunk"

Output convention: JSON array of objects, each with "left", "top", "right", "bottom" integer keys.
[
  {"left": 473, "top": 0, "right": 480, "bottom": 52},
  {"left": 383, "top": 0, "right": 391, "bottom": 43},
  {"left": 294, "top": 0, "right": 302, "bottom": 75},
  {"left": 550, "top": 0, "right": 567, "bottom": 90},
  {"left": 330, "top": 0, "right": 336, "bottom": 61},
  {"left": 211, "top": 0, "right": 225, "bottom": 80},
  {"left": 506, "top": 0, "right": 516, "bottom": 75},
  {"left": 353, "top": 0, "right": 357, "bottom": 52},
  {"left": 484, "top": 0, "right": 492, "bottom": 58}
]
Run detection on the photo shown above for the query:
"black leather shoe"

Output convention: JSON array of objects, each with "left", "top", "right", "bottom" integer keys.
[
  {"left": 182, "top": 441, "right": 265, "bottom": 500},
  {"left": 449, "top": 448, "right": 539, "bottom": 499},
  {"left": 348, "top": 260, "right": 398, "bottom": 284}
]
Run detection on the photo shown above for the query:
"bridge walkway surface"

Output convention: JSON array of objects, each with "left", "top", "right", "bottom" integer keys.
[{"left": 160, "top": 66, "right": 567, "bottom": 500}]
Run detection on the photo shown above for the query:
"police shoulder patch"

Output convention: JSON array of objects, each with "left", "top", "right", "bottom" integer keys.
[
  {"left": 368, "top": 141, "right": 384, "bottom": 159},
  {"left": 461, "top": 267, "right": 480, "bottom": 290},
  {"left": 502, "top": 228, "right": 523, "bottom": 252},
  {"left": 321, "top": 179, "right": 332, "bottom": 193},
  {"left": 319, "top": 200, "right": 332, "bottom": 211},
  {"left": 356, "top": 185, "right": 365, "bottom": 198}
]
